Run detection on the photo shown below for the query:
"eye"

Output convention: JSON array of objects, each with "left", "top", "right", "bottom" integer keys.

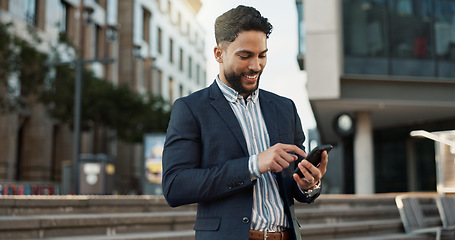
[
  {"left": 239, "top": 55, "right": 249, "bottom": 60},
  {"left": 259, "top": 54, "right": 267, "bottom": 59}
]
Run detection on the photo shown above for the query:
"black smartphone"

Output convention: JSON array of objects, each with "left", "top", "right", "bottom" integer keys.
[{"left": 294, "top": 144, "right": 333, "bottom": 178}]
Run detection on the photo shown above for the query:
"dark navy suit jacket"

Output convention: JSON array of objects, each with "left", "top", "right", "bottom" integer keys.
[{"left": 162, "top": 81, "right": 319, "bottom": 240}]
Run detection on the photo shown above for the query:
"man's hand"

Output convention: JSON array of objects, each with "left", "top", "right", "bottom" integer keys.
[
  {"left": 293, "top": 150, "right": 328, "bottom": 190},
  {"left": 257, "top": 143, "right": 307, "bottom": 174}
]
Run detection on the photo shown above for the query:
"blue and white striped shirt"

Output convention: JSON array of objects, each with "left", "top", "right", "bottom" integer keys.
[{"left": 216, "top": 77, "right": 289, "bottom": 232}]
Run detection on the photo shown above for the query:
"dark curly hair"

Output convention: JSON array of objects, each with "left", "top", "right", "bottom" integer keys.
[{"left": 214, "top": 5, "right": 273, "bottom": 45}]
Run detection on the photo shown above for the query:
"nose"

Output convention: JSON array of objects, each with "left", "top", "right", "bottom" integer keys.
[{"left": 249, "top": 57, "right": 263, "bottom": 72}]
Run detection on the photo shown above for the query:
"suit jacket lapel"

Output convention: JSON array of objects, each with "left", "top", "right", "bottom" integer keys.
[
  {"left": 209, "top": 82, "right": 249, "bottom": 156},
  {"left": 259, "top": 90, "right": 279, "bottom": 146}
]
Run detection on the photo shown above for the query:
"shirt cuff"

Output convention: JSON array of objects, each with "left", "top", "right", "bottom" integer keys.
[{"left": 248, "top": 155, "right": 262, "bottom": 180}]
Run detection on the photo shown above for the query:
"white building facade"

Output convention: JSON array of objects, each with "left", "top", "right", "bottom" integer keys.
[{"left": 127, "top": 0, "right": 206, "bottom": 102}]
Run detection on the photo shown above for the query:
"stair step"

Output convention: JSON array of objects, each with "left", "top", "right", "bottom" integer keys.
[
  {"left": 27, "top": 230, "right": 195, "bottom": 240},
  {"left": 333, "top": 233, "right": 433, "bottom": 240},
  {"left": 0, "top": 193, "right": 443, "bottom": 240},
  {"left": 301, "top": 219, "right": 403, "bottom": 239}
]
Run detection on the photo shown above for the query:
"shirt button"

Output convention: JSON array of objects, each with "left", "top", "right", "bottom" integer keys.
[{"left": 242, "top": 217, "right": 250, "bottom": 223}]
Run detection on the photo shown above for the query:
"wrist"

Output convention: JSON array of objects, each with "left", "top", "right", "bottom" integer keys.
[{"left": 302, "top": 181, "right": 321, "bottom": 199}]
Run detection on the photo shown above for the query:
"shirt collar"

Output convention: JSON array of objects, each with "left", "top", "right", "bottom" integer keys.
[{"left": 216, "top": 75, "right": 259, "bottom": 104}]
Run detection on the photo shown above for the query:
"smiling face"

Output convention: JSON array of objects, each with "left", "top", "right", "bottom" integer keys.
[{"left": 215, "top": 30, "right": 268, "bottom": 99}]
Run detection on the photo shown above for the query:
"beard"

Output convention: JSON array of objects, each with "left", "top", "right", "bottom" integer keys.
[{"left": 224, "top": 70, "right": 261, "bottom": 96}]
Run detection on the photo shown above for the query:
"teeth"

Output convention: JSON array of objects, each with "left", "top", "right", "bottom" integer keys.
[{"left": 244, "top": 74, "right": 257, "bottom": 79}]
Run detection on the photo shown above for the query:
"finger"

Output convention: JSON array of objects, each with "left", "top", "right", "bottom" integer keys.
[
  {"left": 318, "top": 151, "right": 329, "bottom": 174},
  {"left": 270, "top": 146, "right": 298, "bottom": 163},
  {"left": 269, "top": 160, "right": 285, "bottom": 173},
  {"left": 276, "top": 157, "right": 291, "bottom": 170},
  {"left": 298, "top": 161, "right": 315, "bottom": 183},
  {"left": 278, "top": 144, "right": 307, "bottom": 159},
  {"left": 293, "top": 172, "right": 312, "bottom": 190},
  {"left": 293, "top": 173, "right": 305, "bottom": 187},
  {"left": 278, "top": 149, "right": 298, "bottom": 163}
]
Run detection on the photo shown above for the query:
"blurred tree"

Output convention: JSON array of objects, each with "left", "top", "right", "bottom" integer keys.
[
  {"left": 40, "top": 64, "right": 171, "bottom": 144},
  {"left": 0, "top": 22, "right": 49, "bottom": 113}
]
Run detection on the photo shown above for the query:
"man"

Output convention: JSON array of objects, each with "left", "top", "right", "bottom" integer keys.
[{"left": 162, "top": 5, "right": 329, "bottom": 240}]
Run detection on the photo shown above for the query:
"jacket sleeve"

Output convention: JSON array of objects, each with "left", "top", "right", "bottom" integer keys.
[{"left": 161, "top": 99, "right": 253, "bottom": 207}]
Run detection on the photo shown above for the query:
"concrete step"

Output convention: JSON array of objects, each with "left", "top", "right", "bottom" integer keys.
[
  {"left": 0, "top": 211, "right": 196, "bottom": 239},
  {"left": 0, "top": 195, "right": 196, "bottom": 216},
  {"left": 0, "top": 194, "right": 403, "bottom": 216},
  {"left": 333, "top": 233, "right": 434, "bottom": 240},
  {"left": 27, "top": 230, "right": 196, "bottom": 240},
  {"left": 0, "top": 204, "right": 402, "bottom": 236},
  {"left": 0, "top": 212, "right": 425, "bottom": 240},
  {"left": 24, "top": 231, "right": 440, "bottom": 240},
  {"left": 14, "top": 219, "right": 438, "bottom": 240},
  {"left": 301, "top": 217, "right": 443, "bottom": 240},
  {"left": 0, "top": 193, "right": 443, "bottom": 240},
  {"left": 296, "top": 205, "right": 400, "bottom": 224},
  {"left": 301, "top": 218, "right": 403, "bottom": 239}
]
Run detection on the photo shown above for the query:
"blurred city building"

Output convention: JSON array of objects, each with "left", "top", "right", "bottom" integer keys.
[
  {"left": 0, "top": 0, "right": 205, "bottom": 195},
  {"left": 116, "top": 0, "right": 206, "bottom": 194},
  {"left": 297, "top": 0, "right": 455, "bottom": 194}
]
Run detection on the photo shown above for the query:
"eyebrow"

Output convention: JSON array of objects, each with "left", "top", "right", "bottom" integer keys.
[{"left": 236, "top": 49, "right": 269, "bottom": 55}]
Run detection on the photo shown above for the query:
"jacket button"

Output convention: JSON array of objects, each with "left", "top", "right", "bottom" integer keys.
[{"left": 242, "top": 217, "right": 250, "bottom": 223}]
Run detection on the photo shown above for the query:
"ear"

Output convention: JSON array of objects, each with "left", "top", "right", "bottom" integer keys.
[{"left": 214, "top": 46, "right": 223, "bottom": 63}]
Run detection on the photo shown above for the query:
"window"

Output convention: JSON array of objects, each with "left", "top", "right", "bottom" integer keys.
[
  {"left": 94, "top": 25, "right": 102, "bottom": 59},
  {"left": 196, "top": 64, "right": 200, "bottom": 85},
  {"left": 25, "top": 0, "right": 37, "bottom": 26},
  {"left": 188, "top": 56, "right": 192, "bottom": 78},
  {"left": 59, "top": 1, "right": 69, "bottom": 34},
  {"left": 343, "top": 0, "right": 388, "bottom": 75},
  {"left": 169, "top": 38, "right": 174, "bottom": 63},
  {"left": 157, "top": 70, "right": 163, "bottom": 96},
  {"left": 187, "top": 22, "right": 190, "bottom": 36},
  {"left": 389, "top": 0, "right": 433, "bottom": 59},
  {"left": 168, "top": 0, "right": 172, "bottom": 16},
  {"left": 343, "top": 0, "right": 387, "bottom": 58},
  {"left": 157, "top": 27, "right": 162, "bottom": 54},
  {"left": 143, "top": 8, "right": 151, "bottom": 43},
  {"left": 169, "top": 77, "right": 174, "bottom": 102},
  {"left": 434, "top": 0, "right": 455, "bottom": 77},
  {"left": 342, "top": 0, "right": 455, "bottom": 78},
  {"left": 296, "top": 0, "right": 305, "bottom": 56},
  {"left": 388, "top": 0, "right": 435, "bottom": 76},
  {"left": 179, "top": 48, "right": 184, "bottom": 71},
  {"left": 178, "top": 12, "right": 182, "bottom": 31}
]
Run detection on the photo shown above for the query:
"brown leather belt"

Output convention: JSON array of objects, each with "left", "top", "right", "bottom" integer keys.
[{"left": 249, "top": 229, "right": 291, "bottom": 240}]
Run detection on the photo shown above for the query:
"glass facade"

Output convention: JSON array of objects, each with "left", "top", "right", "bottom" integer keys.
[
  {"left": 343, "top": 0, "right": 455, "bottom": 78},
  {"left": 374, "top": 127, "right": 437, "bottom": 193},
  {"left": 296, "top": 0, "right": 305, "bottom": 56}
]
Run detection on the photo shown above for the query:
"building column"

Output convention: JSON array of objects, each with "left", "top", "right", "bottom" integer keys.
[
  {"left": 406, "top": 139, "right": 417, "bottom": 192},
  {"left": 0, "top": 114, "right": 19, "bottom": 181},
  {"left": 354, "top": 112, "right": 375, "bottom": 194},
  {"left": 21, "top": 104, "right": 54, "bottom": 181}
]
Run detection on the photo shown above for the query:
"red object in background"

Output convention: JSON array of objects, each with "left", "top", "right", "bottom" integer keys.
[{"left": 414, "top": 38, "right": 426, "bottom": 57}]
